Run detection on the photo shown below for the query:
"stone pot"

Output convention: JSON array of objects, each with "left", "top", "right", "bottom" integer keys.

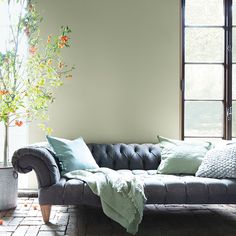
[{"left": 0, "top": 164, "right": 18, "bottom": 210}]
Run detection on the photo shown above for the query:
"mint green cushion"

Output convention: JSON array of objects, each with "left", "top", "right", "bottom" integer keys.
[
  {"left": 157, "top": 136, "right": 213, "bottom": 174},
  {"left": 46, "top": 135, "right": 99, "bottom": 175}
]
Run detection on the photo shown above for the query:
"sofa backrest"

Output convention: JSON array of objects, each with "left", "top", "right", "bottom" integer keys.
[{"left": 87, "top": 143, "right": 161, "bottom": 170}]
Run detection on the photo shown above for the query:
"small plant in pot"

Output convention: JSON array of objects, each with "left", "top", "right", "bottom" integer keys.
[{"left": 0, "top": 0, "right": 74, "bottom": 210}]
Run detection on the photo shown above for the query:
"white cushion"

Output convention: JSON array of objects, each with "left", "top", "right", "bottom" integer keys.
[{"left": 196, "top": 144, "right": 236, "bottom": 179}]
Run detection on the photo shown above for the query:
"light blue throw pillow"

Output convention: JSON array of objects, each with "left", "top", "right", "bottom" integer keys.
[
  {"left": 46, "top": 135, "right": 99, "bottom": 175},
  {"left": 157, "top": 136, "right": 213, "bottom": 174}
]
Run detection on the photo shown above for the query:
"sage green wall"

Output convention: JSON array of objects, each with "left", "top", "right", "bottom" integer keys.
[{"left": 29, "top": 0, "right": 181, "bottom": 144}]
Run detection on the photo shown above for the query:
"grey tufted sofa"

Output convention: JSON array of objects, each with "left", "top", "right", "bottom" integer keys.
[{"left": 12, "top": 143, "right": 236, "bottom": 223}]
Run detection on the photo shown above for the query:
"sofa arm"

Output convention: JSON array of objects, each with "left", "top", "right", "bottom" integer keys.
[{"left": 12, "top": 144, "right": 61, "bottom": 188}]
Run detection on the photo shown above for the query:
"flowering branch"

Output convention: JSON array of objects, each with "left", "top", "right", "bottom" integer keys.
[{"left": 0, "top": 0, "right": 74, "bottom": 165}]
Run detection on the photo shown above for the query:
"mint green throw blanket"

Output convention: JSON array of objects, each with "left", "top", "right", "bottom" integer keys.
[{"left": 64, "top": 168, "right": 146, "bottom": 234}]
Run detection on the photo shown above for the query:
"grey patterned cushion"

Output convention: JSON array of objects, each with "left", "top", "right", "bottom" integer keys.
[{"left": 196, "top": 144, "right": 236, "bottom": 179}]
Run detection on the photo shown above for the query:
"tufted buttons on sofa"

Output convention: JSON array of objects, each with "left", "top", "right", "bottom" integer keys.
[{"left": 87, "top": 143, "right": 161, "bottom": 170}]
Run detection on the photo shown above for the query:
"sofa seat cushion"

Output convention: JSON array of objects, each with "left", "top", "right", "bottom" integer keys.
[
  {"left": 143, "top": 173, "right": 236, "bottom": 204},
  {"left": 119, "top": 170, "right": 236, "bottom": 204},
  {"left": 39, "top": 170, "right": 236, "bottom": 206}
]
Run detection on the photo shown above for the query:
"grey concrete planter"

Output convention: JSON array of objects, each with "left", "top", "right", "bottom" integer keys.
[{"left": 0, "top": 165, "right": 18, "bottom": 210}]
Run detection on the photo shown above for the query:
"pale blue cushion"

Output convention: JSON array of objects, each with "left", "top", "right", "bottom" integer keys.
[
  {"left": 157, "top": 136, "right": 213, "bottom": 174},
  {"left": 46, "top": 135, "right": 99, "bottom": 175}
]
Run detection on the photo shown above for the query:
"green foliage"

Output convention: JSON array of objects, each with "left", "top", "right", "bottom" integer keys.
[{"left": 0, "top": 0, "right": 74, "bottom": 131}]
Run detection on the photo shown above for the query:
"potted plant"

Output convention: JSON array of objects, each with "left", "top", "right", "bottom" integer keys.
[{"left": 0, "top": 0, "right": 74, "bottom": 210}]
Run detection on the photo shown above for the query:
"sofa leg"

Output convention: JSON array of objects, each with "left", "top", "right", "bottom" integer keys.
[{"left": 40, "top": 204, "right": 51, "bottom": 223}]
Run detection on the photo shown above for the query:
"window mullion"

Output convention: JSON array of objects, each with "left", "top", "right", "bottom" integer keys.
[
  {"left": 181, "top": 0, "right": 185, "bottom": 140},
  {"left": 224, "top": 0, "right": 233, "bottom": 139}
]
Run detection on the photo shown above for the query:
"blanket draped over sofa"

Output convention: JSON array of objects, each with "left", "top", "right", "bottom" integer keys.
[{"left": 64, "top": 167, "right": 146, "bottom": 234}]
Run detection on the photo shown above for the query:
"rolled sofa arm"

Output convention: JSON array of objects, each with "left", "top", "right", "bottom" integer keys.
[{"left": 12, "top": 144, "right": 61, "bottom": 188}]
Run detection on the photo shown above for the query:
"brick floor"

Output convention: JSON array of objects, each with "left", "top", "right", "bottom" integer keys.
[
  {"left": 1, "top": 198, "right": 236, "bottom": 235},
  {"left": 0, "top": 198, "right": 74, "bottom": 236}
]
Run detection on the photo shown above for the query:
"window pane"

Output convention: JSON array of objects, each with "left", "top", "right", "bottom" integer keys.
[
  {"left": 232, "top": 27, "right": 236, "bottom": 63},
  {"left": 185, "top": 64, "right": 224, "bottom": 99},
  {"left": 232, "top": 65, "right": 236, "bottom": 99},
  {"left": 185, "top": 101, "right": 223, "bottom": 137},
  {"left": 184, "top": 138, "right": 223, "bottom": 144},
  {"left": 233, "top": 0, "right": 236, "bottom": 26},
  {"left": 185, "top": 28, "right": 224, "bottom": 63},
  {"left": 0, "top": 0, "right": 26, "bottom": 26},
  {"left": 0, "top": 27, "right": 10, "bottom": 52},
  {"left": 232, "top": 102, "right": 236, "bottom": 137},
  {"left": 0, "top": 26, "right": 27, "bottom": 53},
  {"left": 185, "top": 0, "right": 224, "bottom": 26}
]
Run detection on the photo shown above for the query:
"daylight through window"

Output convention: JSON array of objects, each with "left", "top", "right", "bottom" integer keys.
[{"left": 182, "top": 0, "right": 236, "bottom": 140}]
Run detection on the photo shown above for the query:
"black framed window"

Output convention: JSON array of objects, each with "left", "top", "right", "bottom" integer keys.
[{"left": 181, "top": 0, "right": 236, "bottom": 140}]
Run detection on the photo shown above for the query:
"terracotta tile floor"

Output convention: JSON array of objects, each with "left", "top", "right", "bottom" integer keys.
[{"left": 1, "top": 198, "right": 236, "bottom": 236}]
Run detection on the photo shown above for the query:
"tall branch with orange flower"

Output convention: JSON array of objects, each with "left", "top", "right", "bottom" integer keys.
[{"left": 0, "top": 0, "right": 74, "bottom": 166}]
